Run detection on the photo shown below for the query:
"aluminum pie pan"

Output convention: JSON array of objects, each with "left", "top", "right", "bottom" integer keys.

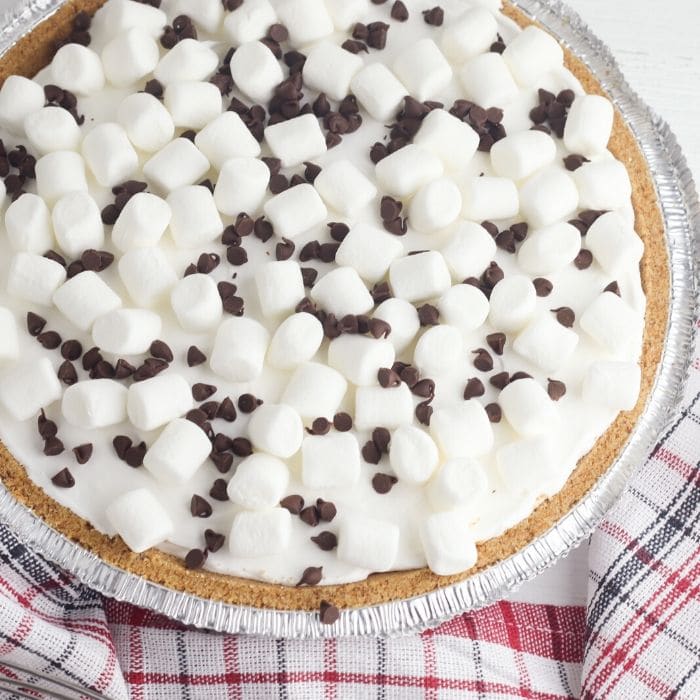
[{"left": 0, "top": 0, "right": 697, "bottom": 639}]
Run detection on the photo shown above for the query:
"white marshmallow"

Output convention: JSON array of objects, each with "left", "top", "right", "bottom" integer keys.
[
  {"left": 92, "top": 309, "right": 163, "bottom": 355},
  {"left": 514, "top": 314, "right": 579, "bottom": 373},
  {"left": 437, "top": 284, "right": 490, "bottom": 332},
  {"left": 210, "top": 317, "right": 270, "bottom": 383},
  {"left": 586, "top": 212, "right": 644, "bottom": 276},
  {"left": 582, "top": 361, "right": 641, "bottom": 411},
  {"left": 98, "top": 0, "right": 167, "bottom": 39},
  {"left": 247, "top": 404, "right": 304, "bottom": 459},
  {"left": 264, "top": 114, "right": 327, "bottom": 169},
  {"left": 373, "top": 298, "right": 420, "bottom": 354},
  {"left": 227, "top": 454, "right": 290, "bottom": 508},
  {"left": 488, "top": 275, "right": 536, "bottom": 332},
  {"left": 354, "top": 383, "right": 414, "bottom": 430},
  {"left": 414, "top": 325, "right": 464, "bottom": 376},
  {"left": 573, "top": 159, "right": 633, "bottom": 211},
  {"left": 328, "top": 335, "right": 396, "bottom": 387},
  {"left": 53, "top": 272, "right": 122, "bottom": 332},
  {"left": 195, "top": 112, "right": 261, "bottom": 171},
  {"left": 325, "top": 0, "right": 369, "bottom": 30},
  {"left": 229, "top": 41, "right": 285, "bottom": 104},
  {"left": 441, "top": 7, "right": 498, "bottom": 63},
  {"left": 420, "top": 510, "right": 478, "bottom": 576},
  {"left": 389, "top": 251, "right": 452, "bottom": 303},
  {"left": 143, "top": 138, "right": 210, "bottom": 194},
  {"left": 81, "top": 123, "right": 139, "bottom": 188},
  {"left": 564, "top": 95, "right": 614, "bottom": 157},
  {"left": 170, "top": 274, "right": 222, "bottom": 332},
  {"left": 223, "top": 0, "right": 277, "bottom": 45},
  {"left": 497, "top": 436, "right": 558, "bottom": 495},
  {"left": 263, "top": 183, "right": 328, "bottom": 240},
  {"left": 101, "top": 28, "right": 159, "bottom": 88},
  {"left": 61, "top": 380, "right": 128, "bottom": 429},
  {"left": 519, "top": 168, "right": 579, "bottom": 228},
  {"left": 117, "top": 92, "right": 175, "bottom": 153},
  {"left": 390, "top": 425, "right": 439, "bottom": 484},
  {"left": 500, "top": 378, "right": 558, "bottom": 437},
  {"left": 0, "top": 358, "right": 62, "bottom": 422},
  {"left": 459, "top": 53, "right": 518, "bottom": 107},
  {"left": 310, "top": 266, "right": 374, "bottom": 317},
  {"left": 5, "top": 194, "right": 53, "bottom": 254},
  {"left": 428, "top": 458, "right": 488, "bottom": 511},
  {"left": 167, "top": 186, "right": 223, "bottom": 249},
  {"left": 24, "top": 107, "right": 82, "bottom": 155},
  {"left": 275, "top": 0, "right": 334, "bottom": 46},
  {"left": 267, "top": 313, "right": 324, "bottom": 369},
  {"left": 303, "top": 41, "right": 364, "bottom": 101},
  {"left": 490, "top": 130, "right": 557, "bottom": 181},
  {"left": 337, "top": 516, "right": 399, "bottom": 572},
  {"left": 164, "top": 81, "right": 222, "bottom": 129},
  {"left": 0, "top": 308, "right": 19, "bottom": 364},
  {"left": 51, "top": 44, "right": 104, "bottom": 95},
  {"left": 229, "top": 509, "right": 292, "bottom": 558},
  {"left": 52, "top": 191, "right": 105, "bottom": 258},
  {"left": 431, "top": 402, "right": 494, "bottom": 458},
  {"left": 282, "top": 362, "right": 347, "bottom": 419},
  {"left": 580, "top": 292, "right": 644, "bottom": 357},
  {"left": 35, "top": 152, "right": 88, "bottom": 205},
  {"left": 255, "top": 260, "right": 305, "bottom": 318},
  {"left": 112, "top": 193, "right": 172, "bottom": 251},
  {"left": 393, "top": 38, "right": 452, "bottom": 102},
  {"left": 441, "top": 221, "right": 497, "bottom": 281},
  {"left": 350, "top": 63, "right": 406, "bottom": 122},
  {"left": 503, "top": 26, "right": 563, "bottom": 86},
  {"left": 461, "top": 176, "right": 519, "bottom": 222},
  {"left": 127, "top": 374, "right": 193, "bottom": 432},
  {"left": 118, "top": 248, "right": 178, "bottom": 307},
  {"left": 409, "top": 177, "right": 463, "bottom": 233},
  {"left": 314, "top": 160, "right": 377, "bottom": 217},
  {"left": 105, "top": 489, "right": 174, "bottom": 554},
  {"left": 517, "top": 222, "right": 582, "bottom": 276},
  {"left": 302, "top": 433, "right": 361, "bottom": 489},
  {"left": 375, "top": 144, "right": 444, "bottom": 198},
  {"left": 0, "top": 76, "right": 45, "bottom": 134},
  {"left": 165, "top": 0, "right": 223, "bottom": 33},
  {"left": 214, "top": 157, "right": 269, "bottom": 217},
  {"left": 143, "top": 418, "right": 211, "bottom": 483},
  {"left": 153, "top": 38, "right": 219, "bottom": 85},
  {"left": 414, "top": 109, "right": 480, "bottom": 172},
  {"left": 335, "top": 223, "right": 404, "bottom": 284},
  {"left": 6, "top": 253, "right": 66, "bottom": 307}
]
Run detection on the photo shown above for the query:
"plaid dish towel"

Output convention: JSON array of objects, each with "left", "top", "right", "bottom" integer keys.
[{"left": 0, "top": 339, "right": 698, "bottom": 700}]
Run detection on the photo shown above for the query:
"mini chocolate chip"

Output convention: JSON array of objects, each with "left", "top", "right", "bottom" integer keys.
[
  {"left": 370, "top": 142, "right": 388, "bottom": 163},
  {"left": 380, "top": 196, "right": 403, "bottom": 221},
  {"left": 44, "top": 436, "right": 65, "bottom": 456},
  {"left": 490, "top": 371, "right": 510, "bottom": 390},
  {"left": 185, "top": 548, "right": 207, "bottom": 570},
  {"left": 187, "top": 346, "right": 207, "bottom": 367},
  {"left": 124, "top": 442, "right": 146, "bottom": 467},
  {"left": 510, "top": 371, "right": 532, "bottom": 382},
  {"left": 51, "top": 468, "right": 75, "bottom": 489},
  {"left": 238, "top": 394, "right": 260, "bottom": 413},
  {"left": 190, "top": 494, "right": 213, "bottom": 518},
  {"left": 44, "top": 250, "right": 66, "bottom": 267},
  {"left": 222, "top": 295, "right": 245, "bottom": 316},
  {"left": 316, "top": 499, "right": 337, "bottom": 522},
  {"left": 300, "top": 505, "right": 319, "bottom": 527},
  {"left": 318, "top": 242, "right": 340, "bottom": 263},
  {"left": 400, "top": 366, "right": 420, "bottom": 388},
  {"left": 552, "top": 307, "right": 575, "bottom": 328},
  {"left": 60, "top": 339, "right": 82, "bottom": 361},
  {"left": 196, "top": 252, "right": 220, "bottom": 274},
  {"left": 557, "top": 89, "right": 575, "bottom": 106},
  {"left": 209, "top": 479, "right": 230, "bottom": 502},
  {"left": 391, "top": 1, "right": 409, "bottom": 20},
  {"left": 150, "top": 340, "right": 173, "bottom": 362},
  {"left": 311, "top": 532, "right": 337, "bottom": 552},
  {"left": 372, "top": 427, "right": 391, "bottom": 454},
  {"left": 304, "top": 162, "right": 322, "bottom": 183},
  {"left": 280, "top": 494, "right": 305, "bottom": 514},
  {"left": 309, "top": 417, "right": 331, "bottom": 435},
  {"left": 362, "top": 440, "right": 381, "bottom": 464},
  {"left": 333, "top": 412, "right": 353, "bottom": 432},
  {"left": 66, "top": 261, "right": 86, "bottom": 278},
  {"left": 112, "top": 435, "right": 132, "bottom": 460},
  {"left": 547, "top": 379, "right": 567, "bottom": 401},
  {"left": 496, "top": 229, "right": 516, "bottom": 253},
  {"left": 319, "top": 601, "right": 340, "bottom": 625},
  {"left": 231, "top": 437, "right": 252, "bottom": 456},
  {"left": 37, "top": 331, "right": 61, "bottom": 349},
  {"left": 213, "top": 433, "right": 233, "bottom": 452},
  {"left": 533, "top": 278, "right": 553, "bottom": 297},
  {"left": 473, "top": 348, "right": 494, "bottom": 372},
  {"left": 486, "top": 332, "right": 506, "bottom": 356},
  {"left": 481, "top": 261, "right": 504, "bottom": 289},
  {"left": 564, "top": 154, "right": 590, "bottom": 171},
  {"left": 227, "top": 246, "right": 248, "bottom": 266},
  {"left": 267, "top": 22, "right": 288, "bottom": 42},
  {"left": 574, "top": 249, "right": 593, "bottom": 270},
  {"left": 269, "top": 173, "right": 289, "bottom": 194},
  {"left": 297, "top": 566, "right": 323, "bottom": 586},
  {"left": 510, "top": 222, "right": 529, "bottom": 241},
  {"left": 371, "top": 282, "right": 392, "bottom": 304},
  {"left": 276, "top": 238, "right": 295, "bottom": 261},
  {"left": 423, "top": 6, "right": 444, "bottom": 25},
  {"left": 200, "top": 401, "right": 219, "bottom": 420},
  {"left": 605, "top": 281, "right": 621, "bottom": 296},
  {"left": 37, "top": 412, "right": 57, "bottom": 440},
  {"left": 217, "top": 397, "right": 237, "bottom": 422},
  {"left": 377, "top": 367, "right": 402, "bottom": 388},
  {"left": 91, "top": 360, "right": 116, "bottom": 379},
  {"left": 485, "top": 403, "right": 502, "bottom": 423},
  {"left": 481, "top": 220, "right": 499, "bottom": 238},
  {"left": 410, "top": 379, "right": 435, "bottom": 400},
  {"left": 368, "top": 318, "right": 391, "bottom": 340},
  {"left": 372, "top": 473, "right": 398, "bottom": 494},
  {"left": 418, "top": 304, "right": 440, "bottom": 326},
  {"left": 464, "top": 377, "right": 485, "bottom": 399},
  {"left": 183, "top": 263, "right": 198, "bottom": 277},
  {"left": 579, "top": 209, "right": 605, "bottom": 226},
  {"left": 301, "top": 267, "right": 318, "bottom": 288},
  {"left": 192, "top": 383, "right": 217, "bottom": 401},
  {"left": 204, "top": 529, "right": 226, "bottom": 553},
  {"left": 254, "top": 217, "right": 275, "bottom": 242},
  {"left": 26, "top": 312, "right": 46, "bottom": 336},
  {"left": 384, "top": 216, "right": 408, "bottom": 236},
  {"left": 210, "top": 451, "right": 233, "bottom": 473},
  {"left": 342, "top": 38, "right": 368, "bottom": 54},
  {"left": 58, "top": 361, "right": 78, "bottom": 386}
]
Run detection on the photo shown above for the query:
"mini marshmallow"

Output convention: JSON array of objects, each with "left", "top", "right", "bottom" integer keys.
[
  {"left": 53, "top": 272, "right": 122, "bottom": 332},
  {"left": 389, "top": 251, "right": 452, "bottom": 303},
  {"left": 143, "top": 138, "right": 210, "bottom": 194},
  {"left": 170, "top": 274, "right": 222, "bottom": 332},
  {"left": 118, "top": 248, "right": 178, "bottom": 307},
  {"left": 282, "top": 362, "right": 347, "bottom": 419},
  {"left": 350, "top": 63, "right": 406, "bottom": 122},
  {"left": 500, "top": 378, "right": 558, "bottom": 437},
  {"left": 519, "top": 168, "right": 579, "bottom": 228},
  {"left": 514, "top": 314, "right": 579, "bottom": 373},
  {"left": 24, "top": 107, "right": 82, "bottom": 155},
  {"left": 153, "top": 38, "right": 219, "bottom": 85},
  {"left": 579, "top": 292, "right": 644, "bottom": 357},
  {"left": 267, "top": 313, "right": 324, "bottom": 369},
  {"left": 62, "top": 380, "right": 128, "bottom": 429},
  {"left": 441, "top": 7, "right": 498, "bottom": 63},
  {"left": 461, "top": 176, "right": 519, "bottom": 222},
  {"left": 0, "top": 308, "right": 19, "bottom": 364},
  {"left": 573, "top": 159, "right": 633, "bottom": 211},
  {"left": 210, "top": 317, "right": 270, "bottom": 383},
  {"left": 413, "top": 109, "right": 480, "bottom": 172},
  {"left": 4, "top": 194, "right": 53, "bottom": 254},
  {"left": 143, "top": 418, "right": 212, "bottom": 483},
  {"left": 337, "top": 516, "right": 399, "bottom": 572},
  {"left": 247, "top": 404, "right": 304, "bottom": 459},
  {"left": 0, "top": 358, "right": 62, "bottom": 422},
  {"left": 586, "top": 212, "right": 644, "bottom": 276},
  {"left": 441, "top": 221, "right": 497, "bottom": 281},
  {"left": 373, "top": 298, "right": 420, "bottom": 354},
  {"left": 328, "top": 335, "right": 396, "bottom": 387},
  {"left": 517, "top": 222, "right": 582, "bottom": 276},
  {"left": 0, "top": 76, "right": 45, "bottom": 134},
  {"left": 459, "top": 53, "right": 518, "bottom": 107},
  {"left": 428, "top": 458, "right": 488, "bottom": 511},
  {"left": 255, "top": 260, "right": 305, "bottom": 318},
  {"left": 112, "top": 193, "right": 172, "bottom": 251},
  {"left": 101, "top": 28, "right": 159, "bottom": 87},
  {"left": 302, "top": 433, "right": 361, "bottom": 489},
  {"left": 127, "top": 374, "right": 193, "bottom": 432},
  {"left": 420, "top": 510, "right": 478, "bottom": 576},
  {"left": 303, "top": 41, "right": 364, "bottom": 101},
  {"left": 389, "top": 425, "right": 439, "bottom": 484},
  {"left": 82, "top": 123, "right": 139, "bottom": 188},
  {"left": 105, "top": 489, "right": 174, "bottom": 554},
  {"left": 163, "top": 81, "right": 222, "bottom": 129},
  {"left": 98, "top": 0, "right": 168, "bottom": 39},
  {"left": 195, "top": 112, "right": 261, "bottom": 171},
  {"left": 92, "top": 309, "right": 163, "bottom": 355},
  {"left": 264, "top": 114, "right": 327, "bottom": 169},
  {"left": 117, "top": 92, "right": 175, "bottom": 153},
  {"left": 6, "top": 253, "right": 66, "bottom": 306},
  {"left": 503, "top": 25, "right": 563, "bottom": 86},
  {"left": 167, "top": 186, "right": 223, "bottom": 249},
  {"left": 497, "top": 436, "right": 557, "bottom": 495},
  {"left": 564, "top": 95, "right": 614, "bottom": 157},
  {"left": 51, "top": 44, "right": 104, "bottom": 95},
  {"left": 226, "top": 454, "right": 290, "bottom": 509},
  {"left": 325, "top": 0, "right": 369, "bottom": 30},
  {"left": 229, "top": 509, "right": 292, "bottom": 558},
  {"left": 488, "top": 275, "right": 536, "bottom": 332},
  {"left": 490, "top": 130, "right": 557, "bottom": 181},
  {"left": 310, "top": 266, "right": 374, "bottom": 317},
  {"left": 229, "top": 41, "right": 285, "bottom": 104},
  {"left": 437, "top": 284, "right": 490, "bottom": 332},
  {"left": 431, "top": 402, "right": 494, "bottom": 458},
  {"left": 354, "top": 383, "right": 414, "bottom": 430},
  {"left": 275, "top": 0, "right": 334, "bottom": 46},
  {"left": 35, "top": 152, "right": 88, "bottom": 204},
  {"left": 414, "top": 325, "right": 464, "bottom": 376},
  {"left": 375, "top": 144, "right": 444, "bottom": 198},
  {"left": 223, "top": 0, "right": 277, "bottom": 45},
  {"left": 52, "top": 191, "right": 105, "bottom": 258},
  {"left": 264, "top": 183, "right": 328, "bottom": 240},
  {"left": 582, "top": 361, "right": 641, "bottom": 411},
  {"left": 314, "top": 160, "right": 377, "bottom": 217},
  {"left": 393, "top": 38, "right": 452, "bottom": 102},
  {"left": 214, "top": 157, "right": 270, "bottom": 216},
  {"left": 165, "top": 0, "right": 223, "bottom": 33},
  {"left": 335, "top": 223, "right": 403, "bottom": 284},
  {"left": 409, "top": 177, "right": 463, "bottom": 233}
]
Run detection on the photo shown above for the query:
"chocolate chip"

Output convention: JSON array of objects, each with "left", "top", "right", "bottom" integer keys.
[
  {"left": 472, "top": 348, "right": 494, "bottom": 372},
  {"left": 269, "top": 173, "right": 289, "bottom": 194},
  {"left": 605, "top": 280, "right": 621, "bottom": 296},
  {"left": 304, "top": 162, "right": 322, "bottom": 183},
  {"left": 44, "top": 250, "right": 66, "bottom": 267},
  {"left": 316, "top": 499, "right": 337, "bottom": 523},
  {"left": 368, "top": 318, "right": 391, "bottom": 340},
  {"left": 496, "top": 229, "right": 516, "bottom": 253},
  {"left": 371, "top": 282, "right": 392, "bottom": 304},
  {"left": 301, "top": 267, "right": 318, "bottom": 288},
  {"left": 574, "top": 249, "right": 593, "bottom": 270},
  {"left": 370, "top": 141, "right": 388, "bottom": 163},
  {"left": 209, "top": 478, "right": 230, "bottom": 502},
  {"left": 464, "top": 377, "right": 485, "bottom": 399},
  {"left": 564, "top": 154, "right": 590, "bottom": 171},
  {"left": 187, "top": 346, "right": 207, "bottom": 367},
  {"left": 342, "top": 39, "right": 368, "bottom": 54},
  {"left": 113, "top": 436, "right": 132, "bottom": 460},
  {"left": 485, "top": 403, "right": 502, "bottom": 423},
  {"left": 192, "top": 383, "right": 217, "bottom": 401},
  {"left": 333, "top": 412, "right": 353, "bottom": 432},
  {"left": 226, "top": 246, "right": 249, "bottom": 266},
  {"left": 58, "top": 339, "right": 82, "bottom": 362},
  {"left": 398, "top": 366, "right": 419, "bottom": 388},
  {"left": 362, "top": 440, "right": 381, "bottom": 464},
  {"left": 51, "top": 468, "right": 75, "bottom": 489},
  {"left": 124, "top": 442, "right": 146, "bottom": 467},
  {"left": 254, "top": 217, "right": 275, "bottom": 242},
  {"left": 231, "top": 437, "right": 252, "bottom": 457},
  {"left": 42, "top": 434, "right": 64, "bottom": 456},
  {"left": 238, "top": 394, "right": 260, "bottom": 413},
  {"left": 190, "top": 494, "right": 213, "bottom": 518},
  {"left": 547, "top": 379, "right": 567, "bottom": 401},
  {"left": 222, "top": 295, "right": 245, "bottom": 316},
  {"left": 391, "top": 1, "right": 409, "bottom": 20},
  {"left": 318, "top": 242, "right": 340, "bottom": 263},
  {"left": 308, "top": 417, "right": 331, "bottom": 435},
  {"left": 217, "top": 397, "right": 237, "bottom": 422},
  {"left": 37, "top": 411, "right": 57, "bottom": 440},
  {"left": 411, "top": 378, "right": 435, "bottom": 399},
  {"left": 579, "top": 209, "right": 605, "bottom": 226},
  {"left": 149, "top": 340, "right": 173, "bottom": 362},
  {"left": 58, "top": 361, "right": 78, "bottom": 386},
  {"left": 552, "top": 307, "right": 575, "bottom": 328},
  {"left": 267, "top": 22, "right": 288, "bottom": 42},
  {"left": 380, "top": 196, "right": 402, "bottom": 222},
  {"left": 319, "top": 601, "right": 340, "bottom": 625},
  {"left": 366, "top": 21, "right": 390, "bottom": 50},
  {"left": 196, "top": 252, "right": 220, "bottom": 274},
  {"left": 533, "top": 277, "right": 553, "bottom": 297},
  {"left": 26, "top": 312, "right": 46, "bottom": 337},
  {"left": 490, "top": 372, "right": 510, "bottom": 390},
  {"left": 423, "top": 7, "right": 444, "bottom": 26},
  {"left": 327, "top": 222, "right": 349, "bottom": 243},
  {"left": 311, "top": 531, "right": 338, "bottom": 552},
  {"left": 200, "top": 401, "right": 219, "bottom": 420},
  {"left": 372, "top": 473, "right": 398, "bottom": 494},
  {"left": 213, "top": 433, "right": 234, "bottom": 452},
  {"left": 210, "top": 451, "right": 233, "bottom": 473},
  {"left": 69, "top": 443, "right": 92, "bottom": 465},
  {"left": 280, "top": 494, "right": 305, "bottom": 514},
  {"left": 275, "top": 238, "right": 295, "bottom": 261},
  {"left": 297, "top": 566, "right": 323, "bottom": 586},
  {"left": 486, "top": 332, "right": 506, "bottom": 356},
  {"left": 557, "top": 89, "right": 575, "bottom": 107},
  {"left": 184, "top": 548, "right": 207, "bottom": 570},
  {"left": 37, "top": 331, "right": 61, "bottom": 349},
  {"left": 91, "top": 360, "right": 117, "bottom": 379},
  {"left": 510, "top": 371, "right": 532, "bottom": 382},
  {"left": 300, "top": 505, "right": 320, "bottom": 527},
  {"left": 377, "top": 367, "right": 402, "bottom": 388},
  {"left": 417, "top": 304, "right": 440, "bottom": 326},
  {"left": 204, "top": 529, "right": 226, "bottom": 553}
]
